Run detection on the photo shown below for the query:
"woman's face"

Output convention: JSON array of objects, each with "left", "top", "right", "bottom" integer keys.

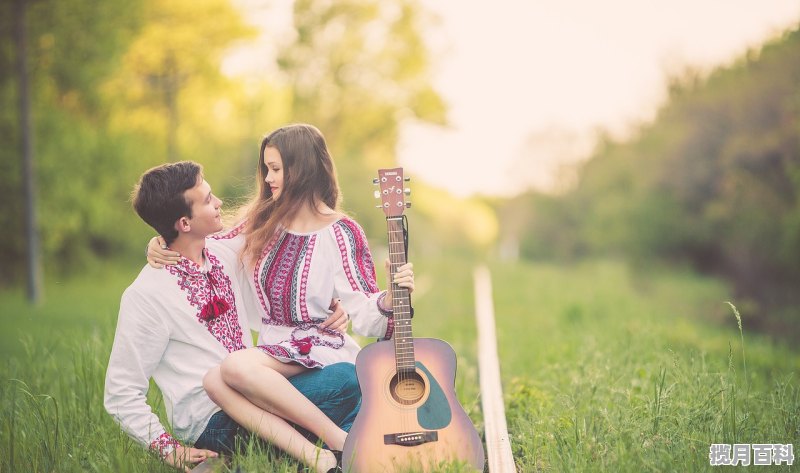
[{"left": 263, "top": 146, "right": 284, "bottom": 200}]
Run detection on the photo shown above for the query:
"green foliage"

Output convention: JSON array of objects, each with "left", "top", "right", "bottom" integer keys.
[
  {"left": 1, "top": 0, "right": 259, "bottom": 284},
  {"left": 2, "top": 0, "right": 458, "bottom": 289},
  {"left": 504, "top": 25, "right": 800, "bottom": 334},
  {"left": 0, "top": 0, "right": 139, "bottom": 282}
]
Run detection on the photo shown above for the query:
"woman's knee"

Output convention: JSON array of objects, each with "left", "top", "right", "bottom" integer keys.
[
  {"left": 220, "top": 351, "right": 253, "bottom": 389},
  {"left": 203, "top": 366, "right": 224, "bottom": 403}
]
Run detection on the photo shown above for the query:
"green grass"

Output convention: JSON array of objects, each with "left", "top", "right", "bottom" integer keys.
[
  {"left": 1, "top": 257, "right": 798, "bottom": 471},
  {"left": 488, "top": 260, "right": 800, "bottom": 472}
]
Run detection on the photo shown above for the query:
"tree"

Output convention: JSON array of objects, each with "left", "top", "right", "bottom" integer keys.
[
  {"left": 0, "top": 0, "right": 257, "bottom": 284},
  {"left": 506, "top": 25, "right": 800, "bottom": 334},
  {"left": 12, "top": 0, "right": 42, "bottom": 302},
  {"left": 275, "top": 0, "right": 446, "bottom": 237}
]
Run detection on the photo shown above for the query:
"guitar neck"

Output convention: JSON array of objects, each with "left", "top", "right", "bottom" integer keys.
[{"left": 386, "top": 216, "right": 414, "bottom": 372}]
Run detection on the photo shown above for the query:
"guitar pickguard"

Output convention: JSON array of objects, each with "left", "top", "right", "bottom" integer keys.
[{"left": 415, "top": 361, "right": 452, "bottom": 430}]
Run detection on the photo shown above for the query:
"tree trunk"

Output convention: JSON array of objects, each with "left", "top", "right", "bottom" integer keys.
[{"left": 15, "top": 0, "right": 42, "bottom": 304}]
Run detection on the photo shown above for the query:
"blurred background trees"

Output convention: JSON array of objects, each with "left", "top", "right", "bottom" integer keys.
[
  {"left": 2, "top": 0, "right": 798, "bottom": 337},
  {"left": 1, "top": 0, "right": 259, "bottom": 281},
  {"left": 500, "top": 27, "right": 800, "bottom": 337},
  {"left": 1, "top": 0, "right": 449, "bottom": 283}
]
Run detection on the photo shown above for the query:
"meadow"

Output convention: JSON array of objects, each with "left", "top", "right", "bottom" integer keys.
[{"left": 1, "top": 257, "right": 798, "bottom": 472}]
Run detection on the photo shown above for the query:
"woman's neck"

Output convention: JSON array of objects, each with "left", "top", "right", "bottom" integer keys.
[{"left": 287, "top": 202, "right": 339, "bottom": 233}]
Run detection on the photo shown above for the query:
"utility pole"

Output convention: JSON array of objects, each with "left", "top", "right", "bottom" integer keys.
[{"left": 15, "top": 0, "right": 42, "bottom": 304}]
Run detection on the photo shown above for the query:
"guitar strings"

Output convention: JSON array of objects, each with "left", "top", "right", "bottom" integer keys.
[{"left": 388, "top": 217, "right": 413, "bottom": 432}]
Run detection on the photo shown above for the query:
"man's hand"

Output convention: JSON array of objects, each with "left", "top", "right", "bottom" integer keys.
[
  {"left": 318, "top": 298, "right": 349, "bottom": 333},
  {"left": 163, "top": 444, "right": 218, "bottom": 472},
  {"left": 147, "top": 236, "right": 181, "bottom": 269}
]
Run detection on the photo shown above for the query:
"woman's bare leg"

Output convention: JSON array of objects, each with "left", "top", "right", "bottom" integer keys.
[
  {"left": 203, "top": 367, "right": 337, "bottom": 473},
  {"left": 218, "top": 347, "right": 348, "bottom": 451}
]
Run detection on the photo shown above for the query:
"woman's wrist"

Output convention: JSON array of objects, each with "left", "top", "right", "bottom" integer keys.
[{"left": 377, "top": 291, "right": 393, "bottom": 315}]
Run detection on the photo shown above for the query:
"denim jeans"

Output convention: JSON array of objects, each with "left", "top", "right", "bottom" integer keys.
[{"left": 193, "top": 362, "right": 361, "bottom": 454}]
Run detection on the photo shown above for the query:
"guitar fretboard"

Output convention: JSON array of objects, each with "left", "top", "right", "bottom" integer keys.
[{"left": 387, "top": 217, "right": 415, "bottom": 373}]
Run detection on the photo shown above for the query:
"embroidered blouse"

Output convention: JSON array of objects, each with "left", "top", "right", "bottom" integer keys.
[
  {"left": 213, "top": 216, "right": 394, "bottom": 368},
  {"left": 104, "top": 240, "right": 251, "bottom": 454}
]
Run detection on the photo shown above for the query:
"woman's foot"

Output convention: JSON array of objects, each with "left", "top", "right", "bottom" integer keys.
[
  {"left": 326, "top": 450, "right": 343, "bottom": 473},
  {"left": 313, "top": 449, "right": 340, "bottom": 473}
]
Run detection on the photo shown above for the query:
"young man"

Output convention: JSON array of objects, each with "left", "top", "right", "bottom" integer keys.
[{"left": 104, "top": 161, "right": 355, "bottom": 472}]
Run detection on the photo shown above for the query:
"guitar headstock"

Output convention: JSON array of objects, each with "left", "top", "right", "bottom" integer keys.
[{"left": 374, "top": 167, "right": 410, "bottom": 217}]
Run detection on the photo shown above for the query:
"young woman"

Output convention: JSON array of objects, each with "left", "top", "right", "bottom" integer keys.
[{"left": 148, "top": 124, "right": 414, "bottom": 472}]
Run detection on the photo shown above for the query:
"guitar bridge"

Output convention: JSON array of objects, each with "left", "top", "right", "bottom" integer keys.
[{"left": 383, "top": 431, "right": 438, "bottom": 447}]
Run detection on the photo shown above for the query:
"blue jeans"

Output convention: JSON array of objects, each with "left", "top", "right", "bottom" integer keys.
[{"left": 193, "top": 362, "right": 361, "bottom": 454}]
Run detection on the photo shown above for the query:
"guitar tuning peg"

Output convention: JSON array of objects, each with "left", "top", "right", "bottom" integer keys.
[
  {"left": 404, "top": 177, "right": 411, "bottom": 182},
  {"left": 376, "top": 204, "right": 384, "bottom": 208},
  {"left": 405, "top": 202, "right": 412, "bottom": 208},
  {"left": 404, "top": 188, "right": 411, "bottom": 196},
  {"left": 374, "top": 190, "right": 381, "bottom": 199},
  {"left": 373, "top": 178, "right": 379, "bottom": 185}
]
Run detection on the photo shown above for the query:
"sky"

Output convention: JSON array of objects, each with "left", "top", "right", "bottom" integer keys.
[
  {"left": 230, "top": 0, "right": 800, "bottom": 198},
  {"left": 396, "top": 0, "right": 800, "bottom": 197}
]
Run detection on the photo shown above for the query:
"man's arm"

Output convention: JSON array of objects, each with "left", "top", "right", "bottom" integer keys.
[{"left": 104, "top": 289, "right": 217, "bottom": 470}]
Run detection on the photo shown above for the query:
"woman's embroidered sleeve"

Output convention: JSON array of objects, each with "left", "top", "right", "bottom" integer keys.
[
  {"left": 332, "top": 219, "right": 393, "bottom": 340},
  {"left": 208, "top": 222, "right": 246, "bottom": 253}
]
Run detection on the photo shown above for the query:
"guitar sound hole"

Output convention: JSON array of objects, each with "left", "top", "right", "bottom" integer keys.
[{"left": 389, "top": 370, "right": 426, "bottom": 405}]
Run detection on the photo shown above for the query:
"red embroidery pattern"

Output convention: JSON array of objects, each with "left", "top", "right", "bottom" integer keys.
[
  {"left": 150, "top": 431, "right": 180, "bottom": 457},
  {"left": 256, "top": 344, "right": 322, "bottom": 368},
  {"left": 291, "top": 324, "right": 345, "bottom": 352},
  {"left": 255, "top": 233, "right": 311, "bottom": 326},
  {"left": 334, "top": 224, "right": 358, "bottom": 291},
  {"left": 253, "top": 232, "right": 284, "bottom": 324},
  {"left": 250, "top": 219, "right": 395, "bottom": 362},
  {"left": 298, "top": 235, "right": 315, "bottom": 323},
  {"left": 384, "top": 316, "right": 395, "bottom": 340},
  {"left": 210, "top": 221, "right": 246, "bottom": 240},
  {"left": 334, "top": 219, "right": 380, "bottom": 293},
  {"left": 167, "top": 251, "right": 245, "bottom": 353}
]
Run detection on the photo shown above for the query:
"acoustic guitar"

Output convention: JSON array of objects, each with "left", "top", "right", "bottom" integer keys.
[{"left": 342, "top": 168, "right": 485, "bottom": 472}]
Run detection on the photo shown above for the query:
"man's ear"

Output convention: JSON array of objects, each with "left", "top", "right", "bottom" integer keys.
[{"left": 175, "top": 216, "right": 191, "bottom": 234}]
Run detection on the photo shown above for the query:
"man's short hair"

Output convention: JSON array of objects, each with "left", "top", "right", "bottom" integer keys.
[{"left": 132, "top": 161, "right": 203, "bottom": 245}]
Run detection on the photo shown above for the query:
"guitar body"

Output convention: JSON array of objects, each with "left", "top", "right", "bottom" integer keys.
[
  {"left": 342, "top": 338, "right": 485, "bottom": 472},
  {"left": 345, "top": 167, "right": 484, "bottom": 471}
]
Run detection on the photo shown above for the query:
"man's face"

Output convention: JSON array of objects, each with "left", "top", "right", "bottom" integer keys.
[{"left": 183, "top": 177, "right": 223, "bottom": 238}]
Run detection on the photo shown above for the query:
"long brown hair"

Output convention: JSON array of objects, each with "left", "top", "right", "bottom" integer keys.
[{"left": 241, "top": 124, "right": 340, "bottom": 265}]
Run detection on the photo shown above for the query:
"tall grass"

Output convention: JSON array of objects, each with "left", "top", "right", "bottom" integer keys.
[
  {"left": 1, "top": 258, "right": 798, "bottom": 471},
  {"left": 491, "top": 260, "right": 799, "bottom": 472}
]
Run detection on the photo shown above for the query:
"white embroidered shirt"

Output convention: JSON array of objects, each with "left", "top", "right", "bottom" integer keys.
[{"left": 103, "top": 239, "right": 253, "bottom": 454}]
